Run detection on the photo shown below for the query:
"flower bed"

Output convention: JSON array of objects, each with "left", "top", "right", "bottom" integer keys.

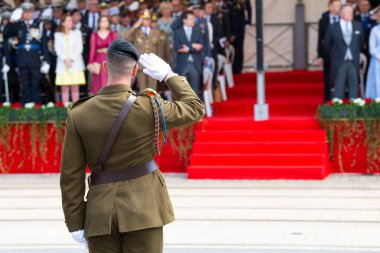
[
  {"left": 0, "top": 102, "right": 195, "bottom": 173},
  {"left": 317, "top": 98, "right": 380, "bottom": 173}
]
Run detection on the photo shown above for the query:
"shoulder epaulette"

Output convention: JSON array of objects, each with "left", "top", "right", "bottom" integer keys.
[
  {"left": 138, "top": 88, "right": 157, "bottom": 97},
  {"left": 69, "top": 95, "right": 94, "bottom": 110}
]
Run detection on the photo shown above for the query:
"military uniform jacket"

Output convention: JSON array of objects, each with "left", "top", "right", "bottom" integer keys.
[
  {"left": 3, "top": 19, "right": 49, "bottom": 68},
  {"left": 125, "top": 26, "right": 165, "bottom": 58},
  {"left": 60, "top": 76, "right": 205, "bottom": 237}
]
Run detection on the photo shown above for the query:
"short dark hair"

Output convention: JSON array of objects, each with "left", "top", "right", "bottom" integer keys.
[
  {"left": 106, "top": 50, "right": 137, "bottom": 79},
  {"left": 182, "top": 10, "right": 194, "bottom": 20},
  {"left": 70, "top": 8, "right": 82, "bottom": 16}
]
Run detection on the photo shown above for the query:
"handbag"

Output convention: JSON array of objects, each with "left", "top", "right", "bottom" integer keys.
[{"left": 88, "top": 62, "right": 101, "bottom": 75}]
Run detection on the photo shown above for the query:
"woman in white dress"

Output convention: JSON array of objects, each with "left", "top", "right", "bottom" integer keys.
[
  {"left": 54, "top": 14, "right": 86, "bottom": 105},
  {"left": 365, "top": 12, "right": 380, "bottom": 99}
]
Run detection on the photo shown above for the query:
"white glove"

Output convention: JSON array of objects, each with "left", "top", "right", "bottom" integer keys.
[
  {"left": 2, "top": 64, "right": 10, "bottom": 74},
  {"left": 71, "top": 230, "right": 88, "bottom": 249},
  {"left": 40, "top": 62, "right": 50, "bottom": 74},
  {"left": 139, "top": 53, "right": 171, "bottom": 82}
]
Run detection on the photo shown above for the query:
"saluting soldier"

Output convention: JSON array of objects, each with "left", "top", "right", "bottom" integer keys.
[
  {"left": 3, "top": 2, "right": 50, "bottom": 105},
  {"left": 124, "top": 10, "right": 169, "bottom": 91},
  {"left": 60, "top": 40, "right": 204, "bottom": 252}
]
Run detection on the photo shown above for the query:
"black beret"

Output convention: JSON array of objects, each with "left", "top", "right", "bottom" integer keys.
[{"left": 107, "top": 39, "right": 140, "bottom": 61}]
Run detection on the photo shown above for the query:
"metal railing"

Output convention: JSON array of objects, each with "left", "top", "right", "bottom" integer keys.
[{"left": 243, "top": 22, "right": 321, "bottom": 71}]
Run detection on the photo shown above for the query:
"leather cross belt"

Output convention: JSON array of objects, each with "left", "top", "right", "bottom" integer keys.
[{"left": 88, "top": 160, "right": 158, "bottom": 187}]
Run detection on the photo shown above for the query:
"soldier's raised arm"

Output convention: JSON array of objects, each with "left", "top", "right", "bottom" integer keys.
[{"left": 139, "top": 53, "right": 205, "bottom": 129}]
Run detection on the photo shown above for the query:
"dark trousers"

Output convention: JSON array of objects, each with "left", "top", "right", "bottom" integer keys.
[
  {"left": 323, "top": 58, "right": 332, "bottom": 101},
  {"left": 179, "top": 62, "right": 201, "bottom": 94},
  {"left": 19, "top": 67, "right": 42, "bottom": 104},
  {"left": 333, "top": 61, "right": 359, "bottom": 99},
  {"left": 232, "top": 31, "right": 245, "bottom": 74},
  {"left": 87, "top": 208, "right": 163, "bottom": 253}
]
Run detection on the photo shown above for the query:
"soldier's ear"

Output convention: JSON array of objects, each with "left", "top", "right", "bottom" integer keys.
[
  {"left": 131, "top": 64, "right": 138, "bottom": 77},
  {"left": 103, "top": 61, "right": 108, "bottom": 73}
]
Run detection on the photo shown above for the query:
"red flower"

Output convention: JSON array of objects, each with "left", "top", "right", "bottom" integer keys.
[
  {"left": 0, "top": 102, "right": 2, "bottom": 107},
  {"left": 11, "top": 102, "right": 22, "bottom": 109},
  {"left": 34, "top": 103, "right": 42, "bottom": 108},
  {"left": 343, "top": 99, "right": 350, "bottom": 104},
  {"left": 56, "top": 101, "right": 64, "bottom": 107},
  {"left": 326, "top": 100, "right": 333, "bottom": 106},
  {"left": 365, "top": 98, "right": 373, "bottom": 104}
]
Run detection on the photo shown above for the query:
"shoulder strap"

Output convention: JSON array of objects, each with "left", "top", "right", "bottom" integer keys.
[{"left": 95, "top": 94, "right": 137, "bottom": 174}]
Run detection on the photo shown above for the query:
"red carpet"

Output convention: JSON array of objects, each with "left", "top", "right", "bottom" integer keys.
[{"left": 188, "top": 71, "right": 332, "bottom": 179}]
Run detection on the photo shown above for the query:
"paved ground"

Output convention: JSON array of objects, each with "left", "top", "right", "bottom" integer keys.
[{"left": 0, "top": 173, "right": 380, "bottom": 253}]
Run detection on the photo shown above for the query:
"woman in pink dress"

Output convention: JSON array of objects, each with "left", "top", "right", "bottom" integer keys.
[{"left": 88, "top": 15, "right": 117, "bottom": 94}]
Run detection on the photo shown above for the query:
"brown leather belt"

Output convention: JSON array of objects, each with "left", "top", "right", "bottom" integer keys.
[{"left": 88, "top": 160, "right": 158, "bottom": 187}]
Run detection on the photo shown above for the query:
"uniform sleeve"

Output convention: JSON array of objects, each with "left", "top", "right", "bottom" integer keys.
[
  {"left": 60, "top": 111, "right": 87, "bottom": 232},
  {"left": 317, "top": 18, "right": 324, "bottom": 58},
  {"left": 323, "top": 25, "right": 333, "bottom": 59},
  {"left": 157, "top": 76, "right": 205, "bottom": 129}
]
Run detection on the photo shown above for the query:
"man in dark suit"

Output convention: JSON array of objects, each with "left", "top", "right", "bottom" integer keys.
[
  {"left": 173, "top": 11, "right": 205, "bottom": 94},
  {"left": 317, "top": 0, "right": 341, "bottom": 101},
  {"left": 81, "top": 0, "right": 100, "bottom": 31},
  {"left": 171, "top": 0, "right": 212, "bottom": 59},
  {"left": 226, "top": 0, "right": 251, "bottom": 74},
  {"left": 324, "top": 3, "right": 364, "bottom": 99}
]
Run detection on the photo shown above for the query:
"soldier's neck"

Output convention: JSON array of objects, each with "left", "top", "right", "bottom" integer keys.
[{"left": 107, "top": 78, "right": 132, "bottom": 87}]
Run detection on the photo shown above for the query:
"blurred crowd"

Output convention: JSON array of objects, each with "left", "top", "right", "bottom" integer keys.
[
  {"left": 0, "top": 0, "right": 252, "bottom": 106},
  {"left": 317, "top": 0, "right": 380, "bottom": 101}
]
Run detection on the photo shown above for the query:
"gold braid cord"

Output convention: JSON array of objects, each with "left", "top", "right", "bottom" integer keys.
[{"left": 147, "top": 92, "right": 161, "bottom": 155}]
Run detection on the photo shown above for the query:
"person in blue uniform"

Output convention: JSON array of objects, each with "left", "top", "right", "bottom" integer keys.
[{"left": 3, "top": 2, "right": 50, "bottom": 105}]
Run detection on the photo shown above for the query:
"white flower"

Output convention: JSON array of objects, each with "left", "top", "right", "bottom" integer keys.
[
  {"left": 332, "top": 98, "right": 343, "bottom": 104},
  {"left": 64, "top": 101, "right": 72, "bottom": 108},
  {"left": 24, "top": 102, "right": 35, "bottom": 109},
  {"left": 352, "top": 98, "right": 365, "bottom": 106},
  {"left": 46, "top": 102, "right": 55, "bottom": 108},
  {"left": 375, "top": 98, "right": 380, "bottom": 103},
  {"left": 2, "top": 102, "right": 11, "bottom": 107}
]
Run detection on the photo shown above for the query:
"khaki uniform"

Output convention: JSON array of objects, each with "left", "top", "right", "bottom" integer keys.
[
  {"left": 124, "top": 26, "right": 170, "bottom": 91},
  {"left": 60, "top": 76, "right": 204, "bottom": 252}
]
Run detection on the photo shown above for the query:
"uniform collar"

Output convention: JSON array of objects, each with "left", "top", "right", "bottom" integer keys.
[{"left": 97, "top": 84, "right": 134, "bottom": 94}]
